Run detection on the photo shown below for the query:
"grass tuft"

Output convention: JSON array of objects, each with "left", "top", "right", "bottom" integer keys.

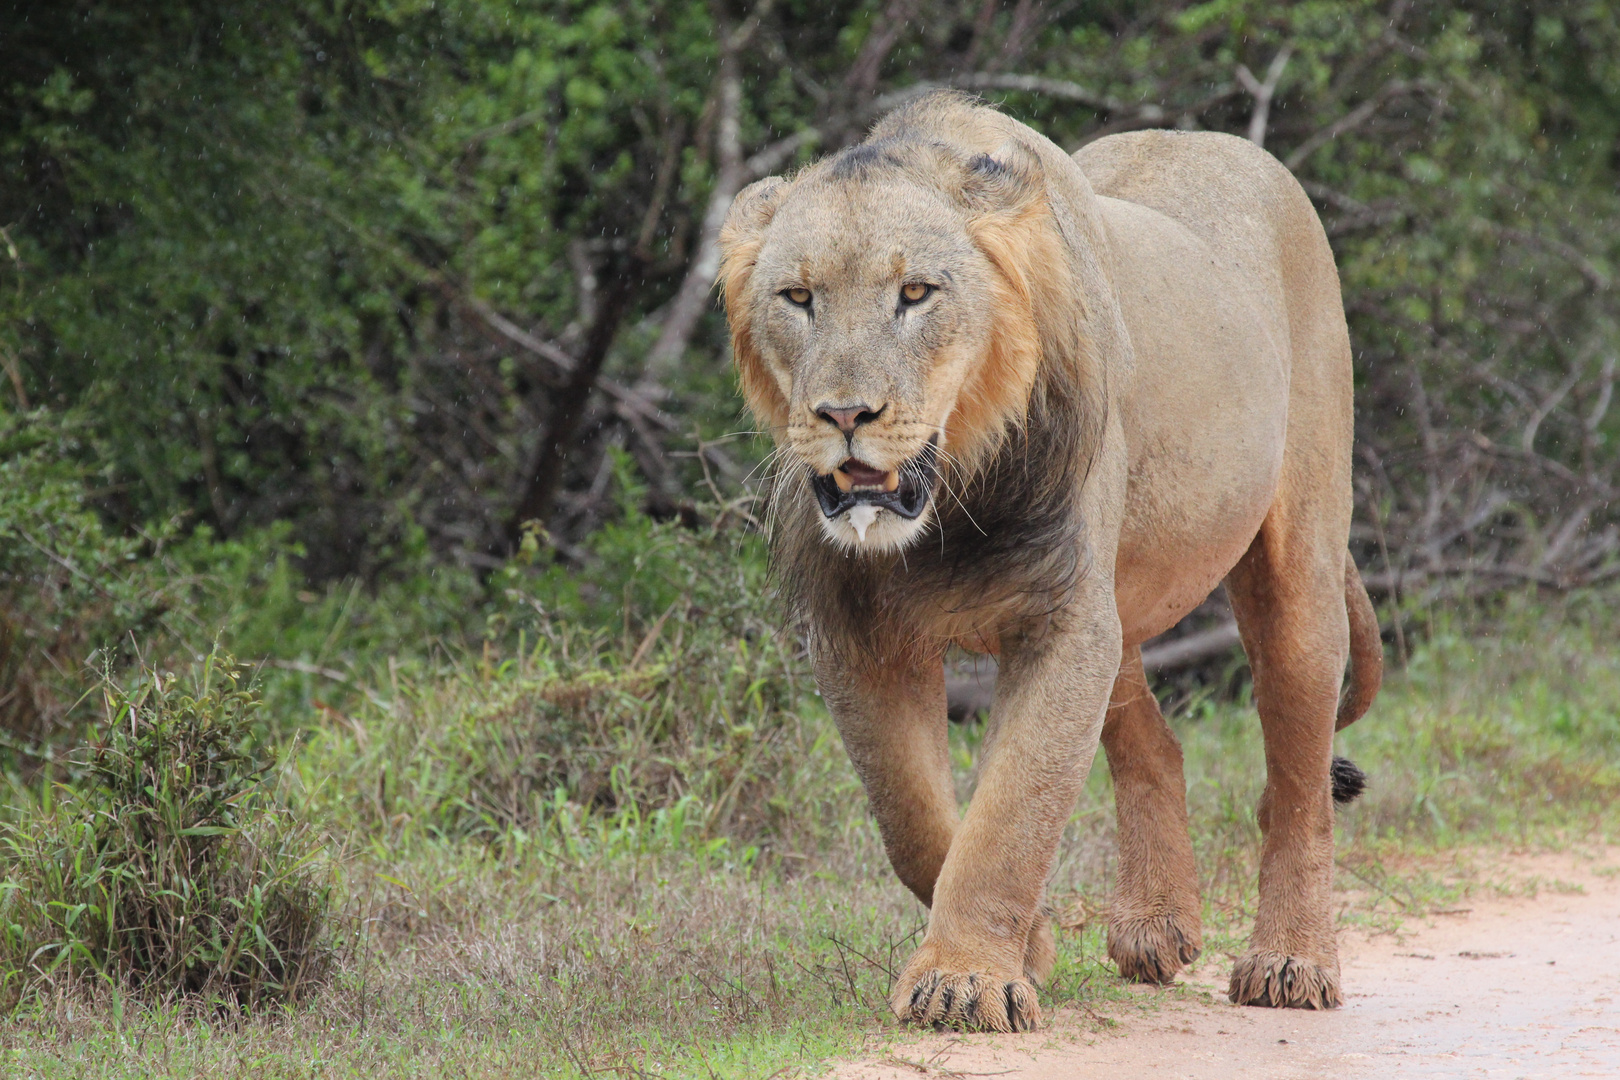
[{"left": 0, "top": 651, "right": 333, "bottom": 1010}]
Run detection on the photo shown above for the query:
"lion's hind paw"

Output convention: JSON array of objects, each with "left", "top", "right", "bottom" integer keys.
[
  {"left": 1108, "top": 912, "right": 1203, "bottom": 985},
  {"left": 892, "top": 970, "right": 1042, "bottom": 1032},
  {"left": 1227, "top": 951, "right": 1341, "bottom": 1009}
]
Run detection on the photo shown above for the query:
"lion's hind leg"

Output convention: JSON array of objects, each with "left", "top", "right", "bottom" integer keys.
[
  {"left": 1223, "top": 515, "right": 1350, "bottom": 1009},
  {"left": 1101, "top": 646, "right": 1204, "bottom": 983}
]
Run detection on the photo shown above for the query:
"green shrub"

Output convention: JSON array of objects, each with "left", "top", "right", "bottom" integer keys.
[
  {"left": 0, "top": 651, "right": 333, "bottom": 1010},
  {"left": 295, "top": 503, "right": 858, "bottom": 855},
  {"left": 0, "top": 406, "right": 174, "bottom": 770}
]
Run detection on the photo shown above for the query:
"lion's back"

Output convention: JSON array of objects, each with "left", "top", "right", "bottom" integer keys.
[{"left": 1076, "top": 130, "right": 1347, "bottom": 377}]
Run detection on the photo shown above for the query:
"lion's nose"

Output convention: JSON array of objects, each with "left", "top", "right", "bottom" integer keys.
[{"left": 815, "top": 403, "right": 886, "bottom": 435}]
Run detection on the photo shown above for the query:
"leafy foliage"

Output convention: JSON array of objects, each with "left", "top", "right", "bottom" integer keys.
[
  {"left": 3, "top": 1, "right": 1615, "bottom": 612},
  {"left": 0, "top": 406, "right": 168, "bottom": 763},
  {"left": 0, "top": 4, "right": 1615, "bottom": 1059}
]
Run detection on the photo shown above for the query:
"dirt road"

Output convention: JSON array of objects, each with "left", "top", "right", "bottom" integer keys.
[{"left": 831, "top": 849, "right": 1620, "bottom": 1079}]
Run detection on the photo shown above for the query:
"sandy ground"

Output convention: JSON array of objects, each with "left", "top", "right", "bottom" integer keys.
[{"left": 830, "top": 848, "right": 1620, "bottom": 1079}]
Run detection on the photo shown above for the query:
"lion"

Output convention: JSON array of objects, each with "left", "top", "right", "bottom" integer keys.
[{"left": 718, "top": 92, "right": 1382, "bottom": 1032}]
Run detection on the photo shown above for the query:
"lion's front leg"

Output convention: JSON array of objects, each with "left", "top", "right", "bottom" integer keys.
[
  {"left": 818, "top": 651, "right": 960, "bottom": 910},
  {"left": 888, "top": 606, "right": 1122, "bottom": 1032},
  {"left": 819, "top": 648, "right": 1060, "bottom": 999}
]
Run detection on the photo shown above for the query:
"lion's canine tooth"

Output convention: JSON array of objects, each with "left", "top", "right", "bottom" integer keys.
[
  {"left": 847, "top": 504, "right": 878, "bottom": 542},
  {"left": 833, "top": 469, "right": 853, "bottom": 493},
  {"left": 881, "top": 470, "right": 900, "bottom": 492}
]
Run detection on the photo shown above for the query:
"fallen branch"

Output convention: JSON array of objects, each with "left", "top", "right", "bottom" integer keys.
[
  {"left": 1141, "top": 620, "right": 1243, "bottom": 672},
  {"left": 943, "top": 620, "right": 1247, "bottom": 719}
]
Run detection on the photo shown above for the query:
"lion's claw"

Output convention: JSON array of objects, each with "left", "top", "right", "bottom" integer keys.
[
  {"left": 1228, "top": 951, "right": 1341, "bottom": 1009},
  {"left": 892, "top": 969, "right": 1042, "bottom": 1032}
]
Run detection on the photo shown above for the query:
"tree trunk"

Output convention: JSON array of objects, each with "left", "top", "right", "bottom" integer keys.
[{"left": 504, "top": 256, "right": 644, "bottom": 549}]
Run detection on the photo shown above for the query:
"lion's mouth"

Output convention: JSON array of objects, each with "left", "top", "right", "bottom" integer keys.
[{"left": 811, "top": 434, "right": 938, "bottom": 523}]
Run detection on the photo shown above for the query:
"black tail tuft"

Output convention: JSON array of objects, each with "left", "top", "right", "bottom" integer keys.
[{"left": 1331, "top": 756, "right": 1367, "bottom": 805}]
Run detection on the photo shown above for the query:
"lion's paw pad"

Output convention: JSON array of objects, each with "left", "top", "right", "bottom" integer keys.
[
  {"left": 892, "top": 970, "right": 1042, "bottom": 1032},
  {"left": 1228, "top": 951, "right": 1341, "bottom": 1009}
]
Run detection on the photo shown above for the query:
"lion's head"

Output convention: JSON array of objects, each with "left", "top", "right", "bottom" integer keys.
[{"left": 719, "top": 95, "right": 1085, "bottom": 554}]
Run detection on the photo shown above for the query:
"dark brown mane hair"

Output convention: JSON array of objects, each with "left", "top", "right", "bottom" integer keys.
[
  {"left": 740, "top": 92, "right": 1107, "bottom": 666},
  {"left": 764, "top": 95, "right": 1108, "bottom": 667}
]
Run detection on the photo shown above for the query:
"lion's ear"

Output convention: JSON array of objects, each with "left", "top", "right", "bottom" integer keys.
[
  {"left": 718, "top": 176, "right": 791, "bottom": 432},
  {"left": 951, "top": 140, "right": 1082, "bottom": 467},
  {"left": 721, "top": 176, "right": 787, "bottom": 248},
  {"left": 957, "top": 140, "right": 1046, "bottom": 214}
]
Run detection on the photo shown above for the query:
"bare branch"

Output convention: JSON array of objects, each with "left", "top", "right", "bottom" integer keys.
[
  {"left": 1284, "top": 79, "right": 1428, "bottom": 171},
  {"left": 845, "top": 0, "right": 920, "bottom": 100},
  {"left": 993, "top": 0, "right": 1040, "bottom": 72},
  {"left": 643, "top": 3, "right": 830, "bottom": 379},
  {"left": 460, "top": 291, "right": 672, "bottom": 430},
  {"left": 643, "top": 59, "right": 745, "bottom": 377},
  {"left": 1489, "top": 225, "right": 1613, "bottom": 293},
  {"left": 878, "top": 72, "right": 1164, "bottom": 120},
  {"left": 961, "top": 0, "right": 997, "bottom": 70},
  {"left": 1586, "top": 353, "right": 1617, "bottom": 434},
  {"left": 1236, "top": 46, "right": 1292, "bottom": 149},
  {"left": 1521, "top": 362, "right": 1584, "bottom": 455},
  {"left": 0, "top": 342, "right": 28, "bottom": 410},
  {"left": 462, "top": 107, "right": 548, "bottom": 150},
  {"left": 1537, "top": 498, "right": 1597, "bottom": 572},
  {"left": 506, "top": 253, "right": 646, "bottom": 545},
  {"left": 462, "top": 293, "right": 578, "bottom": 373},
  {"left": 744, "top": 128, "right": 819, "bottom": 179}
]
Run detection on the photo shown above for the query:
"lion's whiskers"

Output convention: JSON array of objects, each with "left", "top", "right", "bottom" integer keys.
[
  {"left": 928, "top": 443, "right": 988, "bottom": 539},
  {"left": 742, "top": 443, "right": 795, "bottom": 490}
]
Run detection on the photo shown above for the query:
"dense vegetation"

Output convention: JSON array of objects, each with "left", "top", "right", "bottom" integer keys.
[
  {"left": 5, "top": 2, "right": 1617, "bottom": 669},
  {"left": 1, "top": 1, "right": 1617, "bottom": 1075}
]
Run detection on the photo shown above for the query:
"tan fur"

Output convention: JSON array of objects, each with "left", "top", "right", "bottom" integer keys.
[
  {"left": 718, "top": 93, "right": 1382, "bottom": 1030},
  {"left": 1102, "top": 647, "right": 1203, "bottom": 983},
  {"left": 950, "top": 199, "right": 1079, "bottom": 472}
]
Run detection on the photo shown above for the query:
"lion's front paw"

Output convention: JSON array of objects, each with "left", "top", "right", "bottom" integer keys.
[
  {"left": 891, "top": 969, "right": 1042, "bottom": 1032},
  {"left": 1227, "top": 951, "right": 1341, "bottom": 1009},
  {"left": 1107, "top": 910, "right": 1202, "bottom": 984}
]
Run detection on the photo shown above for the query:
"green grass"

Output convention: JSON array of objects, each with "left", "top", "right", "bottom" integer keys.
[
  {"left": 3, "top": 589, "right": 1617, "bottom": 1077},
  {"left": 0, "top": 654, "right": 333, "bottom": 1013}
]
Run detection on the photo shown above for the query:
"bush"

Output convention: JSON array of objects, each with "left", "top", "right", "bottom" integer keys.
[
  {"left": 0, "top": 651, "right": 333, "bottom": 1010},
  {"left": 0, "top": 406, "right": 173, "bottom": 770},
  {"left": 295, "top": 502, "right": 858, "bottom": 855}
]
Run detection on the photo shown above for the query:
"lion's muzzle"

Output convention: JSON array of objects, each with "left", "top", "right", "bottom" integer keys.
[{"left": 811, "top": 434, "right": 939, "bottom": 524}]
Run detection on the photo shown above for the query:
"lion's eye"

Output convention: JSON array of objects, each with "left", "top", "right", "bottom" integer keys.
[
  {"left": 900, "top": 283, "right": 934, "bottom": 305},
  {"left": 784, "top": 287, "right": 812, "bottom": 307}
]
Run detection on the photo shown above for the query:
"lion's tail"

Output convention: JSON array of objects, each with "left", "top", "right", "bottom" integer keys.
[{"left": 1336, "top": 554, "right": 1383, "bottom": 732}]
